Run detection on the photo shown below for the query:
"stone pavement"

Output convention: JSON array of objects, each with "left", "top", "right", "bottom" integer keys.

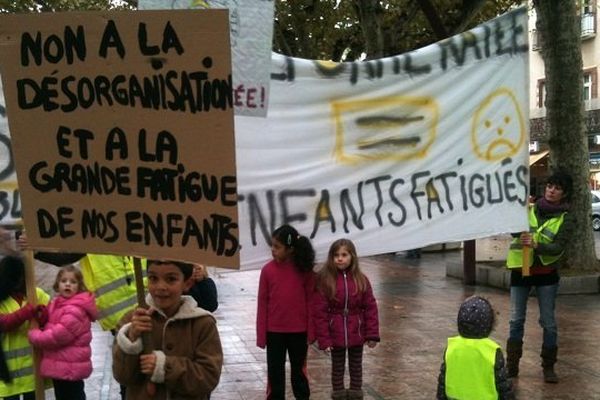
[{"left": 32, "top": 250, "right": 600, "bottom": 400}]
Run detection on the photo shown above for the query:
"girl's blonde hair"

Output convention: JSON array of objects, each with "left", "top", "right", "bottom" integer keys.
[
  {"left": 53, "top": 265, "right": 87, "bottom": 293},
  {"left": 316, "top": 239, "right": 368, "bottom": 300}
]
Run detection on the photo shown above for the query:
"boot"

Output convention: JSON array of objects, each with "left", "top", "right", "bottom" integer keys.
[
  {"left": 347, "top": 389, "right": 364, "bottom": 400},
  {"left": 331, "top": 389, "right": 347, "bottom": 400},
  {"left": 541, "top": 346, "right": 559, "bottom": 383},
  {"left": 506, "top": 339, "right": 523, "bottom": 378}
]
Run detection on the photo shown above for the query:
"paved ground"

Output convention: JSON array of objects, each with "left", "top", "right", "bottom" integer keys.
[{"left": 31, "top": 248, "right": 600, "bottom": 400}]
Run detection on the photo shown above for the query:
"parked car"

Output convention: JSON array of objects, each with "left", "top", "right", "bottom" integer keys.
[{"left": 592, "top": 190, "right": 600, "bottom": 231}]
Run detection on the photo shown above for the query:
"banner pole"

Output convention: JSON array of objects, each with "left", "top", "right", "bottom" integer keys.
[{"left": 522, "top": 244, "right": 530, "bottom": 277}]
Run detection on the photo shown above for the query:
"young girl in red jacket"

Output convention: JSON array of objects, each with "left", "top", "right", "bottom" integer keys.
[
  {"left": 28, "top": 265, "right": 98, "bottom": 400},
  {"left": 256, "top": 224, "right": 316, "bottom": 400},
  {"left": 313, "top": 239, "right": 380, "bottom": 400}
]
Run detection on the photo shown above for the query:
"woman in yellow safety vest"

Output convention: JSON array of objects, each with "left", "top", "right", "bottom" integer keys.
[
  {"left": 0, "top": 255, "right": 50, "bottom": 400},
  {"left": 436, "top": 296, "right": 514, "bottom": 400},
  {"left": 505, "top": 170, "right": 574, "bottom": 384}
]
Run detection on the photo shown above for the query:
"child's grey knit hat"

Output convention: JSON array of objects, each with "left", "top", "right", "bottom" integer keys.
[{"left": 457, "top": 295, "right": 494, "bottom": 339}]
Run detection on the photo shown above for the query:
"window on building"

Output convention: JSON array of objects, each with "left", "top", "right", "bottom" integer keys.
[
  {"left": 581, "top": 0, "right": 596, "bottom": 37},
  {"left": 582, "top": 0, "right": 595, "bottom": 15},
  {"left": 531, "top": 29, "right": 540, "bottom": 51},
  {"left": 584, "top": 73, "right": 593, "bottom": 101},
  {"left": 537, "top": 80, "right": 546, "bottom": 108}
]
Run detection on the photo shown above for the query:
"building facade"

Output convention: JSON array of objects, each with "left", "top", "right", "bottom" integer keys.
[{"left": 528, "top": 0, "right": 600, "bottom": 194}]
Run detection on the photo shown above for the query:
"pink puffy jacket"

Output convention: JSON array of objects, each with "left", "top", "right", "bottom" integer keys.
[
  {"left": 28, "top": 292, "right": 98, "bottom": 380},
  {"left": 313, "top": 271, "right": 379, "bottom": 350}
]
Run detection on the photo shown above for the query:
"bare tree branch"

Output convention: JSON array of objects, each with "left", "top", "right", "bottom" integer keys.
[
  {"left": 450, "top": 0, "right": 488, "bottom": 35},
  {"left": 415, "top": 0, "right": 448, "bottom": 40}
]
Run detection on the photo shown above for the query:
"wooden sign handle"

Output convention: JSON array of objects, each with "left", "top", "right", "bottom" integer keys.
[
  {"left": 24, "top": 250, "right": 45, "bottom": 400},
  {"left": 133, "top": 257, "right": 156, "bottom": 397},
  {"left": 522, "top": 243, "right": 531, "bottom": 277}
]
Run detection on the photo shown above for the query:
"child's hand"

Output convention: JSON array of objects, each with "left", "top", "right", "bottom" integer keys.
[
  {"left": 128, "top": 308, "right": 152, "bottom": 341},
  {"left": 366, "top": 341, "right": 377, "bottom": 348},
  {"left": 35, "top": 305, "right": 49, "bottom": 327},
  {"left": 139, "top": 353, "right": 157, "bottom": 375}
]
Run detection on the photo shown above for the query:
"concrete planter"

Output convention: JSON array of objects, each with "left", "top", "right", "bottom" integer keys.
[{"left": 446, "top": 261, "right": 600, "bottom": 294}]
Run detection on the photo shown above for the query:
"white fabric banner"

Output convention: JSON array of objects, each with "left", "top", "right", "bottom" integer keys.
[
  {"left": 0, "top": 7, "right": 529, "bottom": 269},
  {"left": 235, "top": 7, "right": 530, "bottom": 268},
  {"left": 139, "top": 0, "right": 274, "bottom": 117},
  {"left": 0, "top": 79, "right": 19, "bottom": 228}
]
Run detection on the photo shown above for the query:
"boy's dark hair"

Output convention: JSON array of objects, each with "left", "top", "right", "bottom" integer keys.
[
  {"left": 272, "top": 224, "right": 315, "bottom": 272},
  {"left": 546, "top": 170, "right": 573, "bottom": 201},
  {"left": 0, "top": 255, "right": 25, "bottom": 303},
  {"left": 457, "top": 296, "right": 495, "bottom": 339},
  {"left": 147, "top": 259, "right": 194, "bottom": 280}
]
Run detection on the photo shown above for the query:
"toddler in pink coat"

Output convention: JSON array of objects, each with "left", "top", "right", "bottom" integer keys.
[{"left": 28, "top": 265, "right": 98, "bottom": 400}]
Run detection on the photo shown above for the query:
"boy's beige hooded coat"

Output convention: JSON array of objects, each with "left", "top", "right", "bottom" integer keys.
[{"left": 113, "top": 295, "right": 223, "bottom": 400}]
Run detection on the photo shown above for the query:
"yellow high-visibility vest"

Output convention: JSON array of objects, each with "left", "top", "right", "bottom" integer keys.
[
  {"left": 506, "top": 206, "right": 565, "bottom": 269},
  {"left": 79, "top": 255, "right": 147, "bottom": 331},
  {"left": 0, "top": 287, "right": 50, "bottom": 397},
  {"left": 445, "top": 336, "right": 499, "bottom": 400}
]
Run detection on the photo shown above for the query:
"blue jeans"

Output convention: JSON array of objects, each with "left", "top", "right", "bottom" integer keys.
[{"left": 509, "top": 284, "right": 559, "bottom": 348}]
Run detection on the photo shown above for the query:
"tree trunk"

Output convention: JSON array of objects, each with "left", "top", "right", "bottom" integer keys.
[
  {"left": 534, "top": 0, "right": 598, "bottom": 270},
  {"left": 353, "top": 0, "right": 384, "bottom": 59}
]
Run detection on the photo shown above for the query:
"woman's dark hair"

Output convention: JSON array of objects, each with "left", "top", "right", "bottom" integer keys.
[
  {"left": 272, "top": 225, "right": 315, "bottom": 272},
  {"left": 147, "top": 259, "right": 194, "bottom": 280},
  {"left": 0, "top": 255, "right": 26, "bottom": 302},
  {"left": 546, "top": 170, "right": 573, "bottom": 201}
]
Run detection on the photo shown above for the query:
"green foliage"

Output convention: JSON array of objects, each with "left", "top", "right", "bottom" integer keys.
[
  {"left": 0, "top": 0, "right": 520, "bottom": 59},
  {"left": 274, "top": 0, "right": 522, "bottom": 61},
  {"left": 0, "top": 0, "right": 134, "bottom": 13}
]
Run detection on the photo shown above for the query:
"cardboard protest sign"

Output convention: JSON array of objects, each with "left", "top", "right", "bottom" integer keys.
[{"left": 0, "top": 10, "right": 239, "bottom": 267}]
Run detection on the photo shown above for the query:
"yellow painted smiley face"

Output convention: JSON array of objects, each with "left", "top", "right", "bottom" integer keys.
[{"left": 471, "top": 88, "right": 526, "bottom": 161}]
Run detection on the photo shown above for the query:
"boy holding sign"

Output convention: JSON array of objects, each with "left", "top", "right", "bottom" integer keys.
[{"left": 113, "top": 259, "right": 222, "bottom": 400}]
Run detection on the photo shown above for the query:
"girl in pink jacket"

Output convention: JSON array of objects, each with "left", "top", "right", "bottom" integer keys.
[
  {"left": 313, "top": 239, "right": 380, "bottom": 400},
  {"left": 28, "top": 265, "right": 98, "bottom": 400}
]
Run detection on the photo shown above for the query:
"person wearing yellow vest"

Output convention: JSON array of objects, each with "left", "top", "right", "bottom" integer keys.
[
  {"left": 505, "top": 171, "right": 573, "bottom": 384},
  {"left": 15, "top": 231, "right": 148, "bottom": 400},
  {"left": 437, "top": 296, "right": 514, "bottom": 400},
  {"left": 0, "top": 255, "right": 50, "bottom": 400}
]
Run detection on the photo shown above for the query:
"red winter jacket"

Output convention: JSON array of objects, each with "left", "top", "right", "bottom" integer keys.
[
  {"left": 256, "top": 259, "right": 315, "bottom": 349},
  {"left": 313, "top": 271, "right": 379, "bottom": 350}
]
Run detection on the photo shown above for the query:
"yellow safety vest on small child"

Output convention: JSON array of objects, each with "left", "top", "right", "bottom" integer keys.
[{"left": 445, "top": 336, "right": 499, "bottom": 400}]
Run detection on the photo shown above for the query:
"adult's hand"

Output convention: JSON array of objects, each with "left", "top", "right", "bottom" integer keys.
[{"left": 16, "top": 231, "right": 30, "bottom": 251}]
